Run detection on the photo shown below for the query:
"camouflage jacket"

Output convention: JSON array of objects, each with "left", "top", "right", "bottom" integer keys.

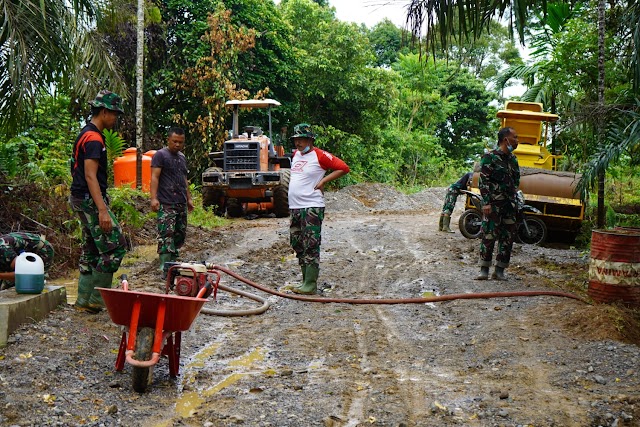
[{"left": 478, "top": 148, "right": 520, "bottom": 207}]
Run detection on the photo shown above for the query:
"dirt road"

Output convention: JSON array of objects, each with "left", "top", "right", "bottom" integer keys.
[{"left": 1, "top": 184, "right": 639, "bottom": 427}]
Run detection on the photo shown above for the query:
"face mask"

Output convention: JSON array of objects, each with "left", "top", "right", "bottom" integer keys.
[
  {"left": 301, "top": 146, "right": 311, "bottom": 154},
  {"left": 507, "top": 144, "right": 514, "bottom": 153}
]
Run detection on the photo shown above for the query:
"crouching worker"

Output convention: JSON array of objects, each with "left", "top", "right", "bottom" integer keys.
[
  {"left": 288, "top": 123, "right": 350, "bottom": 295},
  {"left": 69, "top": 90, "right": 128, "bottom": 313},
  {"left": 439, "top": 172, "right": 472, "bottom": 233},
  {"left": 0, "top": 232, "right": 54, "bottom": 290}
]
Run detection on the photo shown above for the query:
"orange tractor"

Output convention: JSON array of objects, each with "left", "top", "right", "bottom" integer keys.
[
  {"left": 460, "top": 101, "right": 585, "bottom": 243},
  {"left": 202, "top": 99, "right": 291, "bottom": 217}
]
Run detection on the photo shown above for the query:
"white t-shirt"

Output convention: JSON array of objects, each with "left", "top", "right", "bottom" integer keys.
[{"left": 288, "top": 147, "right": 349, "bottom": 209}]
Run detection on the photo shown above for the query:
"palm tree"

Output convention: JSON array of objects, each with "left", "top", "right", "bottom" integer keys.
[
  {"left": 406, "top": 0, "right": 639, "bottom": 226},
  {"left": 494, "top": 2, "right": 579, "bottom": 153},
  {"left": 1, "top": 0, "right": 126, "bottom": 137}
]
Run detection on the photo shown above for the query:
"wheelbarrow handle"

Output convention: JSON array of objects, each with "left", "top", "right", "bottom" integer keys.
[
  {"left": 125, "top": 350, "right": 161, "bottom": 368},
  {"left": 119, "top": 274, "right": 129, "bottom": 291}
]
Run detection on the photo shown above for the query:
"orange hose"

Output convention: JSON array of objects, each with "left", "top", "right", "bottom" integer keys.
[{"left": 210, "top": 265, "right": 587, "bottom": 305}]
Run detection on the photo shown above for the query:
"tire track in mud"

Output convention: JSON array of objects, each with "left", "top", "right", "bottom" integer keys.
[
  {"left": 139, "top": 208, "right": 634, "bottom": 427},
  {"left": 321, "top": 213, "right": 446, "bottom": 425}
]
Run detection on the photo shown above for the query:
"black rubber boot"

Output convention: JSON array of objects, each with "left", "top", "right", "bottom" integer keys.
[
  {"left": 492, "top": 266, "right": 506, "bottom": 281},
  {"left": 474, "top": 266, "right": 489, "bottom": 280}
]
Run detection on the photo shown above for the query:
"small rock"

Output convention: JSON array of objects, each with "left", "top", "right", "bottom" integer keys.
[
  {"left": 499, "top": 391, "right": 509, "bottom": 400},
  {"left": 621, "top": 412, "right": 633, "bottom": 421},
  {"left": 106, "top": 405, "right": 117, "bottom": 415},
  {"left": 594, "top": 375, "right": 607, "bottom": 385},
  {"left": 498, "top": 410, "right": 509, "bottom": 418}
]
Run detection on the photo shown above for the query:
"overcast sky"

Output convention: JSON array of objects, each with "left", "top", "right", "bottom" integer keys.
[{"left": 329, "top": 0, "right": 410, "bottom": 28}]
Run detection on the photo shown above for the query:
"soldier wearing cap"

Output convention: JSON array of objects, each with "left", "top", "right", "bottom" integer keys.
[
  {"left": 69, "top": 90, "right": 128, "bottom": 313},
  {"left": 288, "top": 123, "right": 350, "bottom": 295}
]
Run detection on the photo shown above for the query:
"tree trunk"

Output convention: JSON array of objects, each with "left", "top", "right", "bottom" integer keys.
[
  {"left": 596, "top": 0, "right": 606, "bottom": 229},
  {"left": 135, "top": 0, "right": 145, "bottom": 189}
]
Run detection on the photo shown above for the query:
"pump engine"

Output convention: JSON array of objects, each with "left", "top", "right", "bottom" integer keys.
[{"left": 164, "top": 262, "right": 219, "bottom": 298}]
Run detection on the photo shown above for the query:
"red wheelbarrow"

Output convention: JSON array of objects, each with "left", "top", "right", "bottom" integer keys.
[{"left": 97, "top": 275, "right": 210, "bottom": 392}]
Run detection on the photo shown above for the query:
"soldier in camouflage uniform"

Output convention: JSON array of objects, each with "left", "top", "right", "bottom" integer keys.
[
  {"left": 0, "top": 232, "right": 54, "bottom": 290},
  {"left": 288, "top": 123, "right": 350, "bottom": 295},
  {"left": 439, "top": 172, "right": 473, "bottom": 233},
  {"left": 150, "top": 127, "right": 194, "bottom": 276},
  {"left": 69, "top": 90, "right": 128, "bottom": 312},
  {"left": 475, "top": 127, "right": 520, "bottom": 281}
]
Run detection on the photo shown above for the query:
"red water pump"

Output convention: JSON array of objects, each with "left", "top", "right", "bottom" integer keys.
[{"left": 165, "top": 262, "right": 220, "bottom": 299}]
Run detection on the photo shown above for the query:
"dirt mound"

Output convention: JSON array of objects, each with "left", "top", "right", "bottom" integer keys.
[{"left": 327, "top": 183, "right": 445, "bottom": 213}]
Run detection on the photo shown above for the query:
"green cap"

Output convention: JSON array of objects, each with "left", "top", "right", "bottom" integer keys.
[
  {"left": 89, "top": 90, "right": 124, "bottom": 113},
  {"left": 291, "top": 123, "right": 316, "bottom": 139}
]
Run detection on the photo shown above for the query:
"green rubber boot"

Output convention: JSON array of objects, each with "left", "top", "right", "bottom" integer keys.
[
  {"left": 159, "top": 253, "right": 173, "bottom": 274},
  {"left": 442, "top": 215, "right": 454, "bottom": 233},
  {"left": 74, "top": 272, "right": 94, "bottom": 311},
  {"left": 87, "top": 271, "right": 114, "bottom": 312},
  {"left": 293, "top": 265, "right": 319, "bottom": 295},
  {"left": 438, "top": 215, "right": 444, "bottom": 231},
  {"left": 474, "top": 266, "right": 490, "bottom": 280},
  {"left": 492, "top": 266, "right": 507, "bottom": 281}
]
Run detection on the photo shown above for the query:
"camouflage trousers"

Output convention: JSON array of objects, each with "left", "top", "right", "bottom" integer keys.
[
  {"left": 441, "top": 185, "right": 461, "bottom": 215},
  {"left": 290, "top": 207, "right": 324, "bottom": 269},
  {"left": 157, "top": 203, "right": 188, "bottom": 256},
  {"left": 0, "top": 232, "right": 54, "bottom": 271},
  {"left": 69, "top": 195, "right": 127, "bottom": 274},
  {"left": 479, "top": 203, "right": 517, "bottom": 268},
  {"left": 0, "top": 232, "right": 55, "bottom": 289}
]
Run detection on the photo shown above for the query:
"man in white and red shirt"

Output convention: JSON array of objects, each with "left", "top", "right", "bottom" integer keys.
[{"left": 288, "top": 123, "right": 350, "bottom": 295}]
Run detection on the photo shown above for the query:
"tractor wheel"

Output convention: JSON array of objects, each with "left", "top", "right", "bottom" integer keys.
[
  {"left": 226, "top": 198, "right": 243, "bottom": 218},
  {"left": 273, "top": 169, "right": 290, "bottom": 218},
  {"left": 458, "top": 209, "right": 483, "bottom": 239},
  {"left": 516, "top": 216, "right": 547, "bottom": 245},
  {"left": 132, "top": 327, "right": 154, "bottom": 393},
  {"left": 202, "top": 187, "right": 225, "bottom": 216}
]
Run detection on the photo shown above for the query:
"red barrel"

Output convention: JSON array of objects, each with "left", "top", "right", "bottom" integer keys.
[{"left": 588, "top": 229, "right": 640, "bottom": 306}]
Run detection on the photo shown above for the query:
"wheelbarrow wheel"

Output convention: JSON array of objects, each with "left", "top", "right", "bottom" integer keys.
[{"left": 132, "top": 327, "right": 154, "bottom": 393}]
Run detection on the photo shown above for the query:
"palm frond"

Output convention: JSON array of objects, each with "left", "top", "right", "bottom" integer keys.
[
  {"left": 0, "top": 0, "right": 120, "bottom": 137},
  {"left": 577, "top": 102, "right": 640, "bottom": 197},
  {"left": 494, "top": 64, "right": 540, "bottom": 91},
  {"left": 407, "top": 0, "right": 537, "bottom": 54},
  {"left": 61, "top": 15, "right": 128, "bottom": 102},
  {"left": 624, "top": 1, "right": 640, "bottom": 93}
]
